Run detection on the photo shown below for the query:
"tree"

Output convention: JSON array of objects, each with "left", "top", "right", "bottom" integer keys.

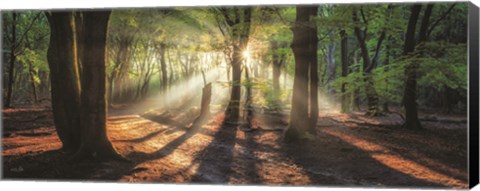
[
  {"left": 46, "top": 10, "right": 125, "bottom": 161},
  {"left": 213, "top": 7, "right": 253, "bottom": 122},
  {"left": 45, "top": 12, "right": 82, "bottom": 153},
  {"left": 158, "top": 43, "right": 168, "bottom": 92},
  {"left": 351, "top": 5, "right": 392, "bottom": 116},
  {"left": 5, "top": 12, "right": 17, "bottom": 108},
  {"left": 402, "top": 4, "right": 434, "bottom": 130},
  {"left": 73, "top": 10, "right": 125, "bottom": 161},
  {"left": 285, "top": 5, "right": 318, "bottom": 142},
  {"left": 3, "top": 12, "right": 42, "bottom": 107},
  {"left": 340, "top": 29, "right": 349, "bottom": 113}
]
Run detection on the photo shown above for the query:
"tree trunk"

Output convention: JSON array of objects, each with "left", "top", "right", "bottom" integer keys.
[
  {"left": 45, "top": 12, "right": 82, "bottom": 153},
  {"left": 224, "top": 7, "right": 252, "bottom": 123},
  {"left": 308, "top": 21, "right": 319, "bottom": 134},
  {"left": 383, "top": 37, "right": 392, "bottom": 113},
  {"left": 108, "top": 75, "right": 115, "bottom": 105},
  {"left": 403, "top": 4, "right": 432, "bottom": 130},
  {"left": 74, "top": 12, "right": 84, "bottom": 77},
  {"left": 244, "top": 66, "right": 254, "bottom": 128},
  {"left": 326, "top": 41, "right": 336, "bottom": 95},
  {"left": 28, "top": 61, "right": 39, "bottom": 104},
  {"left": 340, "top": 30, "right": 350, "bottom": 113},
  {"left": 271, "top": 41, "right": 281, "bottom": 93},
  {"left": 352, "top": 8, "right": 386, "bottom": 116},
  {"left": 285, "top": 6, "right": 317, "bottom": 142},
  {"left": 193, "top": 83, "right": 212, "bottom": 127},
  {"left": 225, "top": 46, "right": 243, "bottom": 122},
  {"left": 72, "top": 11, "right": 125, "bottom": 161},
  {"left": 5, "top": 12, "right": 17, "bottom": 108},
  {"left": 167, "top": 48, "right": 174, "bottom": 90},
  {"left": 159, "top": 43, "right": 168, "bottom": 92}
]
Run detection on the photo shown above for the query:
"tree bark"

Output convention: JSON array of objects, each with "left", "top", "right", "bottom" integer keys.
[
  {"left": 72, "top": 10, "right": 125, "bottom": 161},
  {"left": 224, "top": 7, "right": 252, "bottom": 123},
  {"left": 27, "top": 61, "right": 39, "bottom": 104},
  {"left": 45, "top": 12, "right": 82, "bottom": 152},
  {"left": 271, "top": 41, "right": 281, "bottom": 93},
  {"left": 225, "top": 45, "right": 243, "bottom": 122},
  {"left": 285, "top": 5, "right": 317, "bottom": 142},
  {"left": 308, "top": 19, "right": 319, "bottom": 134},
  {"left": 326, "top": 41, "right": 336, "bottom": 95},
  {"left": 403, "top": 4, "right": 432, "bottom": 130},
  {"left": 159, "top": 43, "right": 168, "bottom": 92},
  {"left": 193, "top": 83, "right": 212, "bottom": 127},
  {"left": 352, "top": 7, "right": 390, "bottom": 116},
  {"left": 5, "top": 12, "right": 17, "bottom": 108},
  {"left": 340, "top": 30, "right": 350, "bottom": 113},
  {"left": 383, "top": 37, "right": 392, "bottom": 113}
]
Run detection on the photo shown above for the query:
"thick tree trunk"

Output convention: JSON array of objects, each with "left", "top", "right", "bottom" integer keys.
[
  {"left": 340, "top": 30, "right": 350, "bottom": 113},
  {"left": 403, "top": 4, "right": 431, "bottom": 130},
  {"left": 74, "top": 12, "right": 84, "bottom": 77},
  {"left": 5, "top": 12, "right": 17, "bottom": 108},
  {"left": 225, "top": 46, "right": 243, "bottom": 122},
  {"left": 224, "top": 7, "right": 252, "bottom": 123},
  {"left": 45, "top": 12, "right": 82, "bottom": 153},
  {"left": 72, "top": 11, "right": 125, "bottom": 161},
  {"left": 285, "top": 6, "right": 317, "bottom": 142}
]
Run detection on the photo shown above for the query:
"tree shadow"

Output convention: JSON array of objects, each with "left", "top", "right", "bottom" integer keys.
[
  {"left": 323, "top": 113, "right": 468, "bottom": 184},
  {"left": 2, "top": 107, "right": 53, "bottom": 133},
  {"left": 124, "top": 111, "right": 213, "bottom": 162},
  {"left": 235, "top": 129, "right": 262, "bottom": 184},
  {"left": 2, "top": 149, "right": 135, "bottom": 181},
  {"left": 115, "top": 127, "right": 172, "bottom": 143},
  {"left": 345, "top": 125, "right": 468, "bottom": 184},
  {"left": 190, "top": 118, "right": 238, "bottom": 183},
  {"left": 281, "top": 128, "right": 461, "bottom": 188},
  {"left": 141, "top": 111, "right": 190, "bottom": 128}
]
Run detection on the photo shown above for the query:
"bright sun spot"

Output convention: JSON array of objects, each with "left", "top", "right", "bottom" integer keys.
[{"left": 242, "top": 50, "right": 250, "bottom": 59}]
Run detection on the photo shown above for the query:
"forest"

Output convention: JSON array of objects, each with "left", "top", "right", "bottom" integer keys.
[{"left": 1, "top": 2, "right": 469, "bottom": 188}]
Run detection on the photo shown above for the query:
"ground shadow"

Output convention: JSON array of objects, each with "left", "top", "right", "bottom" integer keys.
[
  {"left": 190, "top": 118, "right": 238, "bottom": 183},
  {"left": 344, "top": 125, "right": 468, "bottom": 184},
  {"left": 2, "top": 107, "right": 53, "bottom": 133},
  {"left": 124, "top": 110, "right": 216, "bottom": 162},
  {"left": 281, "top": 128, "right": 457, "bottom": 188},
  {"left": 2, "top": 149, "right": 135, "bottom": 181}
]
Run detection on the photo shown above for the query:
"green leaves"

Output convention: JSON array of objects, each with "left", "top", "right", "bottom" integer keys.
[{"left": 417, "top": 42, "right": 467, "bottom": 91}]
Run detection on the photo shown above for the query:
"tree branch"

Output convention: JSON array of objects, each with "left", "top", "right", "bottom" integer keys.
[
  {"left": 427, "top": 3, "right": 456, "bottom": 37},
  {"left": 14, "top": 13, "right": 42, "bottom": 50}
]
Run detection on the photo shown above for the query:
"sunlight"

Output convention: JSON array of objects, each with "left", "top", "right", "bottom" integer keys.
[
  {"left": 322, "top": 129, "right": 467, "bottom": 188},
  {"left": 242, "top": 50, "right": 250, "bottom": 59},
  {"left": 116, "top": 65, "right": 231, "bottom": 116}
]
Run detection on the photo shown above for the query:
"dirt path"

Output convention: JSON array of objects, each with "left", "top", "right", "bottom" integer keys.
[{"left": 1, "top": 106, "right": 468, "bottom": 188}]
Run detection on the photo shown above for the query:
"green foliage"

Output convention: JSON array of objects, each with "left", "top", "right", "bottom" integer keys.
[
  {"left": 417, "top": 42, "right": 467, "bottom": 92},
  {"left": 254, "top": 78, "right": 290, "bottom": 109}
]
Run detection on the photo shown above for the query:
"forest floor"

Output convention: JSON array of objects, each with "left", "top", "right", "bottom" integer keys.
[{"left": 1, "top": 101, "right": 468, "bottom": 189}]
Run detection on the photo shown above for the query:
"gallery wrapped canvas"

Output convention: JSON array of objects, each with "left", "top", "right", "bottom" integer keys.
[{"left": 1, "top": 0, "right": 479, "bottom": 190}]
